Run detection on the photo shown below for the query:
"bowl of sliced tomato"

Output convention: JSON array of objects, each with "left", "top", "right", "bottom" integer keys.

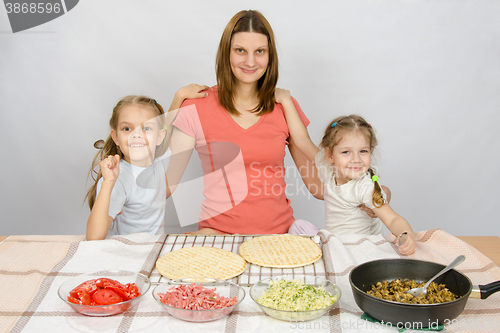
[{"left": 58, "top": 270, "right": 150, "bottom": 316}]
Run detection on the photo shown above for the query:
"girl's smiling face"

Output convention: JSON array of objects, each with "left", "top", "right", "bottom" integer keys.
[
  {"left": 111, "top": 105, "right": 165, "bottom": 167},
  {"left": 326, "top": 130, "right": 371, "bottom": 185},
  {"left": 230, "top": 32, "right": 269, "bottom": 87}
]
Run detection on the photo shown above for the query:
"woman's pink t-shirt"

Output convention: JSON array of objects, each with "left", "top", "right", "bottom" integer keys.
[{"left": 173, "top": 87, "right": 309, "bottom": 234}]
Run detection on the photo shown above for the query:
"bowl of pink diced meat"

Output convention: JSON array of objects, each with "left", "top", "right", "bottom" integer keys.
[{"left": 152, "top": 277, "right": 245, "bottom": 322}]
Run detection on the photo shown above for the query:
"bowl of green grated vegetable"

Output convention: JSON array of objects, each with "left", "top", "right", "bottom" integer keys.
[{"left": 250, "top": 275, "right": 341, "bottom": 322}]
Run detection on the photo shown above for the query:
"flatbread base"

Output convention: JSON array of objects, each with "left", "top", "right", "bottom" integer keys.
[
  {"left": 239, "top": 235, "right": 322, "bottom": 268},
  {"left": 156, "top": 247, "right": 247, "bottom": 280}
]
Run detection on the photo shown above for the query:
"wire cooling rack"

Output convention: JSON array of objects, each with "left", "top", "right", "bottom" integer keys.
[{"left": 148, "top": 234, "right": 327, "bottom": 287}]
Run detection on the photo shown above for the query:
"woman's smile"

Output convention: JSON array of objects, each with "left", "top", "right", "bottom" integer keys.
[{"left": 240, "top": 68, "right": 258, "bottom": 74}]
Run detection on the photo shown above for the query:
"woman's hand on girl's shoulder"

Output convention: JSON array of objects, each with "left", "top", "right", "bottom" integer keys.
[
  {"left": 360, "top": 204, "right": 377, "bottom": 218},
  {"left": 170, "top": 84, "right": 210, "bottom": 111},
  {"left": 360, "top": 185, "right": 392, "bottom": 217},
  {"left": 274, "top": 88, "right": 292, "bottom": 104},
  {"left": 177, "top": 83, "right": 210, "bottom": 100},
  {"left": 99, "top": 155, "right": 120, "bottom": 183}
]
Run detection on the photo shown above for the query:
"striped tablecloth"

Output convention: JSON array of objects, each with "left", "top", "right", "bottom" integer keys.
[{"left": 1, "top": 229, "right": 499, "bottom": 333}]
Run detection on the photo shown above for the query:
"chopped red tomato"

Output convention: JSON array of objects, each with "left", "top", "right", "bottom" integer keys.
[
  {"left": 93, "top": 289, "right": 123, "bottom": 305},
  {"left": 73, "top": 279, "right": 98, "bottom": 296},
  {"left": 127, "top": 283, "right": 139, "bottom": 298},
  {"left": 67, "top": 277, "right": 141, "bottom": 306},
  {"left": 67, "top": 296, "right": 81, "bottom": 304},
  {"left": 79, "top": 290, "right": 93, "bottom": 306},
  {"left": 106, "top": 285, "right": 130, "bottom": 301}
]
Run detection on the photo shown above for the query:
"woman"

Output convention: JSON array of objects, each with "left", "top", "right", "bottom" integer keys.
[{"left": 166, "top": 10, "right": 322, "bottom": 235}]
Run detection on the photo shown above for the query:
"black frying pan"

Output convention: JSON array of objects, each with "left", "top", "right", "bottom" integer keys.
[{"left": 349, "top": 258, "right": 500, "bottom": 328}]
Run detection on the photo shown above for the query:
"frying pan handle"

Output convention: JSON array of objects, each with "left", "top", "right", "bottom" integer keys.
[{"left": 471, "top": 280, "right": 500, "bottom": 299}]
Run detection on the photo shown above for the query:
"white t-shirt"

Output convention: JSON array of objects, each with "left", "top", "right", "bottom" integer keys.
[
  {"left": 96, "top": 155, "right": 168, "bottom": 237},
  {"left": 315, "top": 150, "right": 385, "bottom": 235}
]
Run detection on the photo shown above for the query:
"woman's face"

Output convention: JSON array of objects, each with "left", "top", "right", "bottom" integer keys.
[{"left": 230, "top": 32, "right": 269, "bottom": 87}]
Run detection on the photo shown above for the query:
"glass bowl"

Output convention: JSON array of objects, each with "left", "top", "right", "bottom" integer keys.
[
  {"left": 250, "top": 275, "right": 341, "bottom": 322},
  {"left": 152, "top": 277, "right": 245, "bottom": 322},
  {"left": 58, "top": 270, "right": 150, "bottom": 316}
]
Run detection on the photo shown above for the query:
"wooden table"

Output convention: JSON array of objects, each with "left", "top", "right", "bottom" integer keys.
[
  {"left": 1, "top": 235, "right": 499, "bottom": 265},
  {"left": 457, "top": 236, "right": 500, "bottom": 266}
]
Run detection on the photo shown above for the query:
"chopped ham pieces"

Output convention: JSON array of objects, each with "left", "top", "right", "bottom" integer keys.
[{"left": 158, "top": 283, "right": 237, "bottom": 310}]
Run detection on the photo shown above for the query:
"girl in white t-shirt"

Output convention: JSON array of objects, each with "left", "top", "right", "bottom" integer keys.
[
  {"left": 276, "top": 89, "right": 415, "bottom": 255},
  {"left": 85, "top": 95, "right": 169, "bottom": 240}
]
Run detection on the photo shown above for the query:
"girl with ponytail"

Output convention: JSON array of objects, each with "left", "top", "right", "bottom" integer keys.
[
  {"left": 276, "top": 89, "right": 416, "bottom": 255},
  {"left": 85, "top": 95, "right": 169, "bottom": 240}
]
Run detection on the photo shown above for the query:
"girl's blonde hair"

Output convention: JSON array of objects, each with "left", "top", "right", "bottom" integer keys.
[
  {"left": 320, "top": 114, "right": 385, "bottom": 208},
  {"left": 216, "top": 9, "right": 279, "bottom": 116},
  {"left": 85, "top": 95, "right": 167, "bottom": 209}
]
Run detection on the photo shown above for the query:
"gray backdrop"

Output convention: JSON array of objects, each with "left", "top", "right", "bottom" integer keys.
[{"left": 1, "top": 0, "right": 499, "bottom": 236}]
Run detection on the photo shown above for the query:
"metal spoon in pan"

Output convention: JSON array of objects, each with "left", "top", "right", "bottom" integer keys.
[{"left": 406, "top": 254, "right": 466, "bottom": 296}]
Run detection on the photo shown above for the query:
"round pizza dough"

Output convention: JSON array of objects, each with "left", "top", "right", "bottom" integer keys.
[
  {"left": 156, "top": 246, "right": 247, "bottom": 280},
  {"left": 239, "top": 235, "right": 322, "bottom": 268}
]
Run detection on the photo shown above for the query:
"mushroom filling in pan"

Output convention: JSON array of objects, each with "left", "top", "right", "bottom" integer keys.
[{"left": 367, "top": 278, "right": 459, "bottom": 304}]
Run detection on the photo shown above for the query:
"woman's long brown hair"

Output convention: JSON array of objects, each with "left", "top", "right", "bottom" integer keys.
[{"left": 216, "top": 10, "right": 279, "bottom": 116}]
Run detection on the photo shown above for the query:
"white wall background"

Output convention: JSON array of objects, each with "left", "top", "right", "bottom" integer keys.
[{"left": 1, "top": 0, "right": 499, "bottom": 236}]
